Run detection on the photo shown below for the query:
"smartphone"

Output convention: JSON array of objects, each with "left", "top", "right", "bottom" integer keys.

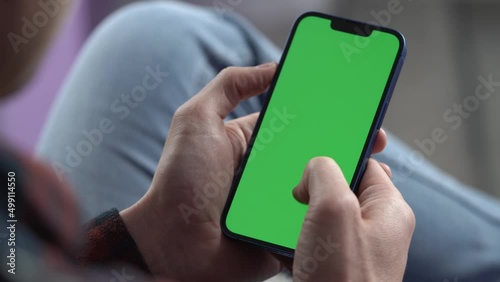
[{"left": 221, "top": 12, "right": 406, "bottom": 256}]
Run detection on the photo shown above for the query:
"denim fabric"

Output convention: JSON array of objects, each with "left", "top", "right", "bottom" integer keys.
[{"left": 37, "top": 2, "right": 500, "bottom": 281}]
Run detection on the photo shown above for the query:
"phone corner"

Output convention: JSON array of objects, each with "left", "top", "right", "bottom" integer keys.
[
  {"left": 397, "top": 33, "right": 407, "bottom": 60},
  {"left": 219, "top": 212, "right": 235, "bottom": 239},
  {"left": 390, "top": 28, "right": 407, "bottom": 58}
]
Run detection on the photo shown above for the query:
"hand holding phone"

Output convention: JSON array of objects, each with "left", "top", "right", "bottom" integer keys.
[
  {"left": 123, "top": 64, "right": 283, "bottom": 281},
  {"left": 291, "top": 157, "right": 415, "bottom": 282},
  {"left": 222, "top": 12, "right": 407, "bottom": 256}
]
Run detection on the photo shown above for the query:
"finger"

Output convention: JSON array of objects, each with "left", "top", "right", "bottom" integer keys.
[
  {"left": 379, "top": 162, "right": 392, "bottom": 178},
  {"left": 225, "top": 112, "right": 260, "bottom": 167},
  {"left": 187, "top": 63, "right": 277, "bottom": 119},
  {"left": 225, "top": 112, "right": 259, "bottom": 144},
  {"left": 292, "top": 158, "right": 358, "bottom": 279},
  {"left": 293, "top": 157, "right": 357, "bottom": 213},
  {"left": 357, "top": 159, "right": 400, "bottom": 201},
  {"left": 357, "top": 160, "right": 415, "bottom": 238},
  {"left": 371, "top": 128, "right": 387, "bottom": 154}
]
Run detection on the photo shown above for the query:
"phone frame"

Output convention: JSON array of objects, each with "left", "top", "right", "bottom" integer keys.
[{"left": 221, "top": 11, "right": 407, "bottom": 257}]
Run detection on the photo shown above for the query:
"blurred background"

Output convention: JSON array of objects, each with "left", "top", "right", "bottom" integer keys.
[{"left": 1, "top": 0, "right": 499, "bottom": 199}]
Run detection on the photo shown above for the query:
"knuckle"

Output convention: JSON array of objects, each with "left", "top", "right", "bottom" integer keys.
[
  {"left": 403, "top": 204, "right": 416, "bottom": 234},
  {"left": 387, "top": 198, "right": 416, "bottom": 236},
  {"left": 218, "top": 66, "right": 244, "bottom": 101},
  {"left": 315, "top": 192, "right": 358, "bottom": 218},
  {"left": 337, "top": 194, "right": 360, "bottom": 214},
  {"left": 173, "top": 103, "right": 210, "bottom": 122},
  {"left": 173, "top": 104, "right": 195, "bottom": 120},
  {"left": 173, "top": 104, "right": 188, "bottom": 117},
  {"left": 219, "top": 66, "right": 239, "bottom": 80}
]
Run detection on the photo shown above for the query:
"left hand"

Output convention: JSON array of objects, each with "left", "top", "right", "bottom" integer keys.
[{"left": 122, "top": 63, "right": 283, "bottom": 282}]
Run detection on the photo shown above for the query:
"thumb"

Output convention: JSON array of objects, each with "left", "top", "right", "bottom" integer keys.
[
  {"left": 293, "top": 157, "right": 358, "bottom": 217},
  {"left": 292, "top": 157, "right": 358, "bottom": 281},
  {"left": 186, "top": 62, "right": 277, "bottom": 120}
]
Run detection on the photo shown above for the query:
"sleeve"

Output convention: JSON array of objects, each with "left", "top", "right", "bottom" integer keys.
[{"left": 78, "top": 209, "right": 151, "bottom": 274}]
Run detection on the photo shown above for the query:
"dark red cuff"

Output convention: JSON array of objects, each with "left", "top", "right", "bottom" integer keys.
[{"left": 78, "top": 209, "right": 150, "bottom": 274}]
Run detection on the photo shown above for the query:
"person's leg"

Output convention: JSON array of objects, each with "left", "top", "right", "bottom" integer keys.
[
  {"left": 36, "top": 1, "right": 280, "bottom": 221},
  {"left": 377, "top": 133, "right": 500, "bottom": 282}
]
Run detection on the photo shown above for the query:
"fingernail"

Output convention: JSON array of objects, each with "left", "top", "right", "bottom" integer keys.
[{"left": 256, "top": 62, "right": 277, "bottom": 68}]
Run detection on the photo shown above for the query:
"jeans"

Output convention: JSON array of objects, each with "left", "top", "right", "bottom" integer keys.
[{"left": 37, "top": 1, "right": 500, "bottom": 281}]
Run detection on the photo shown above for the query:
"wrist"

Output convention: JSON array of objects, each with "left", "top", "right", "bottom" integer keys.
[{"left": 120, "top": 194, "right": 175, "bottom": 277}]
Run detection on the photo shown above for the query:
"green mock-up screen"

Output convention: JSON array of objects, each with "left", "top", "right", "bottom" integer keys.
[{"left": 225, "top": 15, "right": 400, "bottom": 250}]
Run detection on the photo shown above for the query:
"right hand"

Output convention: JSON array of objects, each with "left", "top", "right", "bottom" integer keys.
[{"left": 292, "top": 157, "right": 416, "bottom": 282}]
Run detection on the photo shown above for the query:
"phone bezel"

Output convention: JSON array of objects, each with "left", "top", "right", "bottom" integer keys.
[{"left": 221, "top": 11, "right": 407, "bottom": 257}]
